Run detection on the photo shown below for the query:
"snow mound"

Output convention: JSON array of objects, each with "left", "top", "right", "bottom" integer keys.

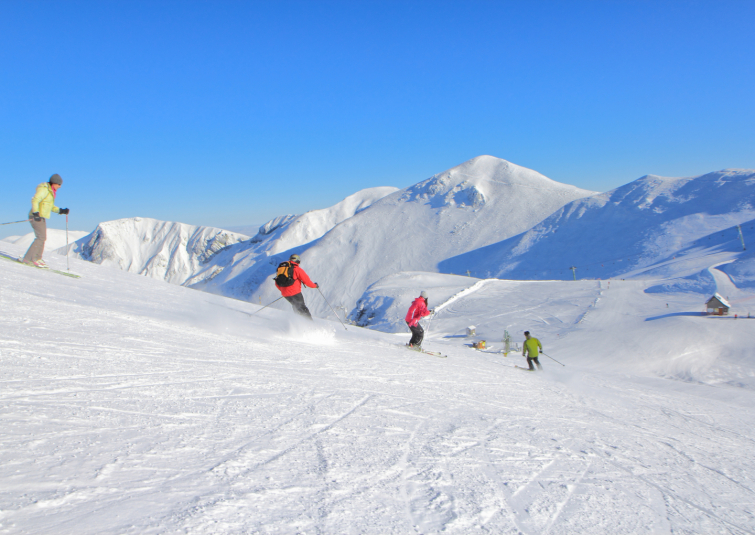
[{"left": 60, "top": 217, "right": 249, "bottom": 284}]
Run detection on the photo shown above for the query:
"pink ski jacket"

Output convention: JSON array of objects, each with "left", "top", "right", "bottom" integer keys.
[{"left": 405, "top": 297, "right": 430, "bottom": 327}]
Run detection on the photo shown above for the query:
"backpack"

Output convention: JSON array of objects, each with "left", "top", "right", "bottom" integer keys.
[{"left": 274, "top": 261, "right": 296, "bottom": 287}]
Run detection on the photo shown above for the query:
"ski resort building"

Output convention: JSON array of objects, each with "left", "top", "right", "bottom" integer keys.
[{"left": 706, "top": 294, "right": 731, "bottom": 316}]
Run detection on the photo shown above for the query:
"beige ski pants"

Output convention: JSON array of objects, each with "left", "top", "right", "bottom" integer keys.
[{"left": 22, "top": 218, "right": 47, "bottom": 263}]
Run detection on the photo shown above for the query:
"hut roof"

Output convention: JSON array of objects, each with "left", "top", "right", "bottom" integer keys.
[{"left": 706, "top": 293, "right": 731, "bottom": 308}]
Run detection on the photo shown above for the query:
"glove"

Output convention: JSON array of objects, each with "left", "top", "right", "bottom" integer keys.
[
  {"left": 314, "top": 283, "right": 319, "bottom": 288},
  {"left": 32, "top": 212, "right": 42, "bottom": 222},
  {"left": 59, "top": 208, "right": 69, "bottom": 215}
]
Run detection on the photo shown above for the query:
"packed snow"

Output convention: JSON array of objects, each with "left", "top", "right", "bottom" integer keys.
[{"left": 2, "top": 235, "right": 755, "bottom": 534}]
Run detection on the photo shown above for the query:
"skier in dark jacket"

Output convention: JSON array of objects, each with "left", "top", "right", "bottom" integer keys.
[
  {"left": 22, "top": 174, "right": 70, "bottom": 268},
  {"left": 405, "top": 291, "right": 432, "bottom": 349},
  {"left": 274, "top": 253, "right": 318, "bottom": 319}
]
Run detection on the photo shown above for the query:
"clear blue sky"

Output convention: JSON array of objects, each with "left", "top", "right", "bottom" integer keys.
[{"left": 1, "top": 0, "right": 753, "bottom": 238}]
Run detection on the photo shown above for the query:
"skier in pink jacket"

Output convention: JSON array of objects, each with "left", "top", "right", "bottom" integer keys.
[{"left": 405, "top": 291, "right": 432, "bottom": 350}]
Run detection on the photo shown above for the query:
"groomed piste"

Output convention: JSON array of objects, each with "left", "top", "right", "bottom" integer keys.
[{"left": 2, "top": 237, "right": 754, "bottom": 534}]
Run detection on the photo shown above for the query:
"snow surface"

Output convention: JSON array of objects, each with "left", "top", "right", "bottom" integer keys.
[
  {"left": 2, "top": 239, "right": 755, "bottom": 534},
  {"left": 1, "top": 229, "right": 90, "bottom": 252}
]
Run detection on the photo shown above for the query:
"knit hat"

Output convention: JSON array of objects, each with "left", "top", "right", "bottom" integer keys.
[
  {"left": 420, "top": 291, "right": 428, "bottom": 299},
  {"left": 49, "top": 174, "right": 63, "bottom": 185}
]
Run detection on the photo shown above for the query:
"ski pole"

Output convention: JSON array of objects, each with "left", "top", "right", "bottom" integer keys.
[
  {"left": 1, "top": 218, "right": 32, "bottom": 226},
  {"left": 541, "top": 351, "right": 565, "bottom": 366},
  {"left": 425, "top": 310, "right": 435, "bottom": 335},
  {"left": 65, "top": 214, "right": 70, "bottom": 272},
  {"left": 249, "top": 296, "right": 285, "bottom": 316},
  {"left": 317, "top": 287, "right": 348, "bottom": 330}
]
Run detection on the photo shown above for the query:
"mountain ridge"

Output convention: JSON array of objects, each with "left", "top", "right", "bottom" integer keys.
[
  {"left": 56, "top": 157, "right": 755, "bottom": 324},
  {"left": 439, "top": 168, "right": 755, "bottom": 284}
]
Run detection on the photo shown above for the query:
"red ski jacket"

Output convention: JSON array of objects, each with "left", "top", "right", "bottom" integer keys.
[
  {"left": 275, "top": 263, "right": 317, "bottom": 297},
  {"left": 405, "top": 297, "right": 430, "bottom": 327}
]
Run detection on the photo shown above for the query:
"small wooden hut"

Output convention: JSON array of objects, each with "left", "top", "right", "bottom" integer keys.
[{"left": 706, "top": 294, "right": 730, "bottom": 316}]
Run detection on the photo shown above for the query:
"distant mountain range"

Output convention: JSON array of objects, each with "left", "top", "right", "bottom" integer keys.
[
  {"left": 58, "top": 156, "right": 755, "bottom": 320},
  {"left": 440, "top": 169, "right": 755, "bottom": 290}
]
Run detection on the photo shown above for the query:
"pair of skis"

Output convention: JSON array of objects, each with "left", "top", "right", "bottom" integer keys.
[
  {"left": 0, "top": 252, "right": 81, "bottom": 278},
  {"left": 404, "top": 344, "right": 447, "bottom": 358}
]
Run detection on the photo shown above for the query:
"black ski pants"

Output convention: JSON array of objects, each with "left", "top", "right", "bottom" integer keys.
[
  {"left": 527, "top": 356, "right": 542, "bottom": 371},
  {"left": 285, "top": 292, "right": 313, "bottom": 320},
  {"left": 408, "top": 323, "right": 424, "bottom": 346}
]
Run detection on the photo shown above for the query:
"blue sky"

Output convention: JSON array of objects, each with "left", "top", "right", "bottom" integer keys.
[{"left": 1, "top": 0, "right": 753, "bottom": 238}]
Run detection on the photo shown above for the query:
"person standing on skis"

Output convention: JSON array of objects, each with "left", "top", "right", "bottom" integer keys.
[
  {"left": 522, "top": 331, "right": 543, "bottom": 371},
  {"left": 405, "top": 291, "right": 432, "bottom": 349},
  {"left": 22, "top": 174, "right": 70, "bottom": 268},
  {"left": 274, "top": 253, "right": 318, "bottom": 319}
]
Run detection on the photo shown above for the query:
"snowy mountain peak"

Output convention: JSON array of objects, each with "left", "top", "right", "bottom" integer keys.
[
  {"left": 397, "top": 155, "right": 573, "bottom": 210},
  {"left": 63, "top": 217, "right": 249, "bottom": 284},
  {"left": 611, "top": 169, "right": 755, "bottom": 212}
]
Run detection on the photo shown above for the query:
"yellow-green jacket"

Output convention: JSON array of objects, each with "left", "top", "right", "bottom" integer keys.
[
  {"left": 29, "top": 182, "right": 60, "bottom": 219},
  {"left": 523, "top": 337, "right": 542, "bottom": 358}
]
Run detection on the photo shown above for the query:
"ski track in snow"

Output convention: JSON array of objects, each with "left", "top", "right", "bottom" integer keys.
[{"left": 1, "top": 246, "right": 755, "bottom": 534}]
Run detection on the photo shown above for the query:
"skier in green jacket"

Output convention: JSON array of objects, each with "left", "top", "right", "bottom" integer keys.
[
  {"left": 21, "top": 174, "right": 70, "bottom": 268},
  {"left": 522, "top": 331, "right": 543, "bottom": 371}
]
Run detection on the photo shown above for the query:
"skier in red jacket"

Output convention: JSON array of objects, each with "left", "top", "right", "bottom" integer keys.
[
  {"left": 405, "top": 291, "right": 432, "bottom": 349},
  {"left": 274, "top": 253, "right": 318, "bottom": 319}
]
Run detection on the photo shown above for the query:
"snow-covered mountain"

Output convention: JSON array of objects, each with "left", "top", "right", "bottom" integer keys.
[
  {"left": 440, "top": 169, "right": 755, "bottom": 286},
  {"left": 183, "top": 186, "right": 400, "bottom": 291},
  {"left": 243, "top": 186, "right": 399, "bottom": 256},
  {"left": 55, "top": 157, "right": 755, "bottom": 326},
  {"left": 199, "top": 156, "right": 596, "bottom": 315},
  {"left": 58, "top": 186, "right": 398, "bottom": 292},
  {"left": 62, "top": 218, "right": 250, "bottom": 284}
]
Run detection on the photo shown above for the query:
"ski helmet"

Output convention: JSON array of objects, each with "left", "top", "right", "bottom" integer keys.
[
  {"left": 420, "top": 291, "right": 428, "bottom": 299},
  {"left": 289, "top": 254, "right": 301, "bottom": 264},
  {"left": 49, "top": 174, "right": 63, "bottom": 185}
]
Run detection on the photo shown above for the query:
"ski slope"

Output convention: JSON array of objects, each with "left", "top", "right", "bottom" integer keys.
[{"left": 2, "top": 241, "right": 755, "bottom": 534}]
